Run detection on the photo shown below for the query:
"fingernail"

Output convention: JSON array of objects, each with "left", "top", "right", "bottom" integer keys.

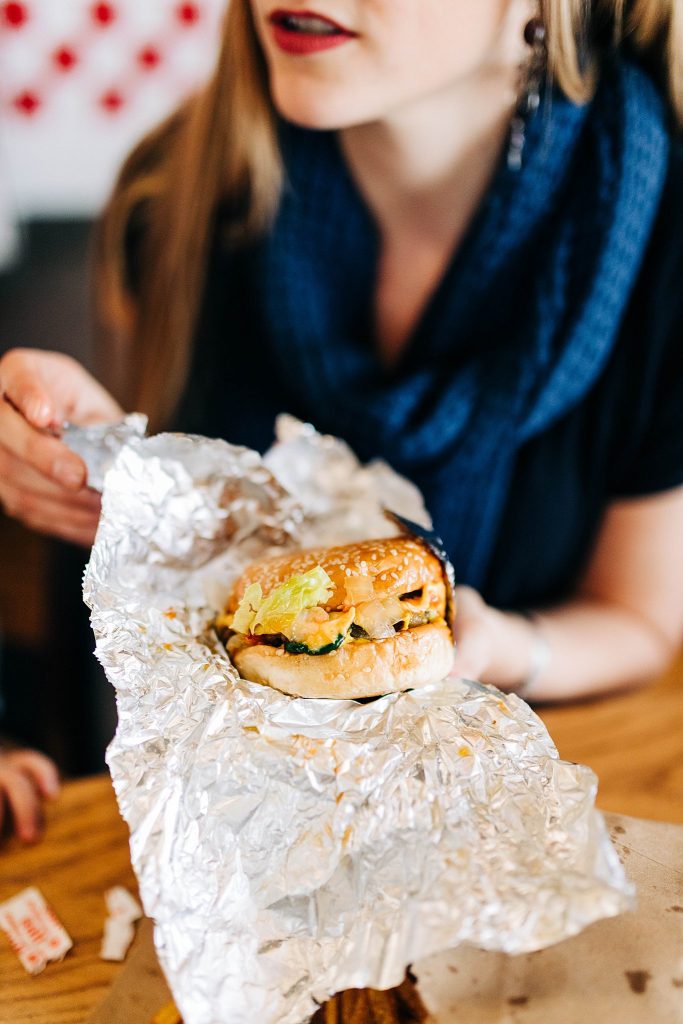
[
  {"left": 54, "top": 459, "right": 84, "bottom": 489},
  {"left": 31, "top": 399, "right": 53, "bottom": 425},
  {"left": 47, "top": 777, "right": 60, "bottom": 797}
]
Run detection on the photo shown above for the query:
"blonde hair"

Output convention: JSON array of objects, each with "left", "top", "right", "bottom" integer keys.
[
  {"left": 96, "top": 0, "right": 683, "bottom": 428},
  {"left": 543, "top": 1, "right": 683, "bottom": 109}
]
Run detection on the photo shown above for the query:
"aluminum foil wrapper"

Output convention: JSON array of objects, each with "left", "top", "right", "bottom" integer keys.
[
  {"left": 83, "top": 416, "right": 634, "bottom": 1024},
  {"left": 63, "top": 413, "right": 148, "bottom": 491}
]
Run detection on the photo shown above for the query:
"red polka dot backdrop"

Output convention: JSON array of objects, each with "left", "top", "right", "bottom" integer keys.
[
  {"left": 1, "top": 3, "right": 29, "bottom": 29},
  {"left": 0, "top": 0, "right": 226, "bottom": 216}
]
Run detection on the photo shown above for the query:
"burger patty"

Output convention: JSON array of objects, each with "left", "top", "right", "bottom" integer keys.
[
  {"left": 220, "top": 536, "right": 451, "bottom": 660},
  {"left": 222, "top": 608, "right": 439, "bottom": 657}
]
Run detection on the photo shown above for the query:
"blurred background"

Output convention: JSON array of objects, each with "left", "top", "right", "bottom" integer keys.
[{"left": 0, "top": 0, "right": 226, "bottom": 773}]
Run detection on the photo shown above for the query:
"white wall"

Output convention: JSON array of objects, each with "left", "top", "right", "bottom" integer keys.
[{"left": 0, "top": 0, "right": 226, "bottom": 222}]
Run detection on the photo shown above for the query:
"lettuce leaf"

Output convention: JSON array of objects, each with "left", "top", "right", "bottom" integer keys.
[
  {"left": 232, "top": 582, "right": 263, "bottom": 635},
  {"left": 232, "top": 566, "right": 334, "bottom": 638}
]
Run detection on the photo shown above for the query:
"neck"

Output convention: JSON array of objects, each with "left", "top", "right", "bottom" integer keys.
[{"left": 339, "top": 16, "right": 529, "bottom": 244}]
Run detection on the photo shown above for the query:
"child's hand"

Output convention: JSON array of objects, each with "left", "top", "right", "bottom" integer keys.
[{"left": 0, "top": 749, "right": 60, "bottom": 844}]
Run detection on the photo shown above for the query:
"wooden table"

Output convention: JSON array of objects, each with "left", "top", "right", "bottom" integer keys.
[
  {"left": 539, "top": 651, "right": 683, "bottom": 823},
  {"left": 0, "top": 656, "right": 681, "bottom": 1022},
  {"left": 0, "top": 776, "right": 138, "bottom": 1024}
]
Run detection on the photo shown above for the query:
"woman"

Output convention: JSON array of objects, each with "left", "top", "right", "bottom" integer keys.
[{"left": 0, "top": 0, "right": 682, "bottom": 733}]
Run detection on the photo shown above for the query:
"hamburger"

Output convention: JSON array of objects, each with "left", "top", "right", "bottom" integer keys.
[{"left": 216, "top": 536, "right": 455, "bottom": 699}]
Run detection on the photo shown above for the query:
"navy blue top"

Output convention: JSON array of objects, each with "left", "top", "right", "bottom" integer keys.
[
  {"left": 175, "top": 142, "right": 683, "bottom": 610},
  {"left": 171, "top": 98, "right": 683, "bottom": 612}
]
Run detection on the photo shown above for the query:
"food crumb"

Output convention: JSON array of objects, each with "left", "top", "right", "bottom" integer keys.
[
  {"left": 625, "top": 970, "right": 651, "bottom": 995},
  {"left": 508, "top": 995, "right": 529, "bottom": 1006}
]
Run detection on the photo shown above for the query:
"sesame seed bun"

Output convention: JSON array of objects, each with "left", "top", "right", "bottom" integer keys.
[
  {"left": 223, "top": 537, "right": 455, "bottom": 699},
  {"left": 228, "top": 536, "right": 446, "bottom": 613},
  {"left": 230, "top": 622, "right": 454, "bottom": 700}
]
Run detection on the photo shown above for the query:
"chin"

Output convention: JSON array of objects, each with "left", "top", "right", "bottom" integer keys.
[{"left": 269, "top": 77, "right": 376, "bottom": 131}]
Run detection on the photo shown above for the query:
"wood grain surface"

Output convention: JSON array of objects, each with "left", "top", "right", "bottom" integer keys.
[
  {"left": 539, "top": 651, "right": 683, "bottom": 823},
  {"left": 0, "top": 654, "right": 681, "bottom": 1022},
  {"left": 0, "top": 775, "right": 137, "bottom": 1024}
]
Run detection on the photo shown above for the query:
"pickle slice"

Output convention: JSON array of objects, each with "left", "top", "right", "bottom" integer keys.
[{"left": 284, "top": 633, "right": 347, "bottom": 656}]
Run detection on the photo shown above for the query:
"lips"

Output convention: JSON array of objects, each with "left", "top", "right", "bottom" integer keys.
[{"left": 268, "top": 8, "right": 357, "bottom": 55}]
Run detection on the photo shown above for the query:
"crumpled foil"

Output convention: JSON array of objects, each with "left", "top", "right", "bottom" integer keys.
[
  {"left": 63, "top": 413, "right": 148, "bottom": 490},
  {"left": 82, "top": 416, "right": 634, "bottom": 1024}
]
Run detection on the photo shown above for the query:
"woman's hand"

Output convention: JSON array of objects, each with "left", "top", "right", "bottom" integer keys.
[
  {"left": 451, "top": 585, "right": 538, "bottom": 691},
  {"left": 452, "top": 483, "right": 683, "bottom": 702},
  {"left": 451, "top": 586, "right": 496, "bottom": 682},
  {"left": 0, "top": 748, "right": 60, "bottom": 844},
  {"left": 450, "top": 589, "right": 505, "bottom": 684},
  {"left": 0, "top": 349, "right": 123, "bottom": 546}
]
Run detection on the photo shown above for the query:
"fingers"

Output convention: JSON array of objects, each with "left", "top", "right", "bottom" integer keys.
[
  {"left": 0, "top": 413, "right": 101, "bottom": 544},
  {"left": 0, "top": 349, "right": 60, "bottom": 430},
  {"left": 451, "top": 586, "right": 493, "bottom": 682},
  {"left": 0, "top": 448, "right": 101, "bottom": 512},
  {"left": 0, "top": 484, "right": 100, "bottom": 546},
  {"left": 0, "top": 398, "right": 86, "bottom": 491},
  {"left": 0, "top": 750, "right": 60, "bottom": 843},
  {"left": 0, "top": 348, "right": 123, "bottom": 429},
  {"left": 68, "top": 369, "right": 124, "bottom": 425},
  {"left": 0, "top": 763, "right": 43, "bottom": 843},
  {"left": 9, "top": 750, "right": 60, "bottom": 800},
  {"left": 451, "top": 616, "right": 492, "bottom": 681},
  {"left": 0, "top": 350, "right": 121, "bottom": 543},
  {"left": 0, "top": 447, "right": 101, "bottom": 510}
]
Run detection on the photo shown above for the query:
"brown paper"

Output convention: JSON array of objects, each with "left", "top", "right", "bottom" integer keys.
[
  {"left": 88, "top": 813, "right": 683, "bottom": 1024},
  {"left": 415, "top": 812, "right": 683, "bottom": 1024},
  {"left": 87, "top": 918, "right": 172, "bottom": 1024}
]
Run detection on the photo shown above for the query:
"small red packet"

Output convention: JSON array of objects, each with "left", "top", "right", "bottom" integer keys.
[{"left": 0, "top": 886, "right": 73, "bottom": 975}]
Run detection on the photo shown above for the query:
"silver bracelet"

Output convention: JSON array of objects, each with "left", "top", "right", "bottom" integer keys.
[{"left": 515, "top": 612, "right": 551, "bottom": 701}]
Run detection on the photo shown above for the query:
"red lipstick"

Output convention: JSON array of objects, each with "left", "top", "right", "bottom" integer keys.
[{"left": 268, "top": 9, "right": 357, "bottom": 55}]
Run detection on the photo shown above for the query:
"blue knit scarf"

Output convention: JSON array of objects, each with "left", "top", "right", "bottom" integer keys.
[{"left": 251, "top": 59, "right": 669, "bottom": 590}]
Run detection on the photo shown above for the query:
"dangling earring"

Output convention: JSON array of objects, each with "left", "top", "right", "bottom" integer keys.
[{"left": 507, "top": 15, "right": 547, "bottom": 172}]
